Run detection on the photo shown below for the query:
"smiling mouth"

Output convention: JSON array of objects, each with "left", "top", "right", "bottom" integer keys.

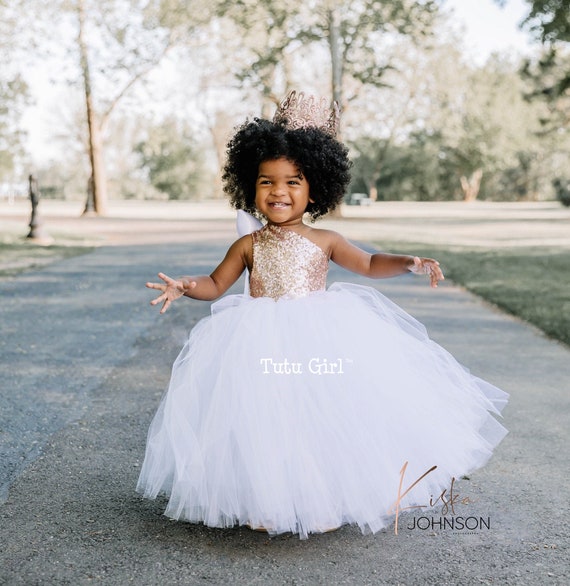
[{"left": 268, "top": 202, "right": 291, "bottom": 208}]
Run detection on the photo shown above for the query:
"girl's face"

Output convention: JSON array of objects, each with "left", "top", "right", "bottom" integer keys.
[{"left": 255, "top": 158, "right": 313, "bottom": 226}]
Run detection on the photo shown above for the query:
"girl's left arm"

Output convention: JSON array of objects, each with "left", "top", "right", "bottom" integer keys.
[{"left": 328, "top": 231, "right": 444, "bottom": 288}]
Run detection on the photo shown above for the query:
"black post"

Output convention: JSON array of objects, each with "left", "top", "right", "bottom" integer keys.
[
  {"left": 82, "top": 175, "right": 96, "bottom": 215},
  {"left": 27, "top": 175, "right": 42, "bottom": 239}
]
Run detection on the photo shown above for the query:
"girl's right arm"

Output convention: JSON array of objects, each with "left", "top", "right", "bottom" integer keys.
[{"left": 147, "top": 236, "right": 251, "bottom": 314}]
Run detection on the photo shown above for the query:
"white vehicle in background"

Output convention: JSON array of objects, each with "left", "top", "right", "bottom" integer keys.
[{"left": 345, "top": 192, "right": 372, "bottom": 206}]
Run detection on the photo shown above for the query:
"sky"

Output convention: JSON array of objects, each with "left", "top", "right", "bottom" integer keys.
[
  {"left": 443, "top": 0, "right": 533, "bottom": 63},
  {"left": 21, "top": 0, "right": 536, "bottom": 166}
]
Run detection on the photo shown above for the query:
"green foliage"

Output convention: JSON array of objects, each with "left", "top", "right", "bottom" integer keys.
[
  {"left": 553, "top": 177, "right": 570, "bottom": 206},
  {"left": 517, "top": 50, "right": 570, "bottom": 187},
  {"left": 500, "top": 0, "right": 570, "bottom": 134},
  {"left": 522, "top": 0, "right": 570, "bottom": 43},
  {"left": 0, "top": 1, "right": 29, "bottom": 180},
  {"left": 135, "top": 120, "right": 207, "bottom": 200},
  {"left": 521, "top": 48, "right": 570, "bottom": 135},
  {"left": 483, "top": 150, "right": 545, "bottom": 202},
  {"left": 0, "top": 76, "right": 28, "bottom": 179},
  {"left": 379, "top": 241, "right": 570, "bottom": 347},
  {"left": 7, "top": 0, "right": 568, "bottom": 204},
  {"left": 350, "top": 132, "right": 459, "bottom": 201},
  {"left": 0, "top": 241, "right": 94, "bottom": 278},
  {"left": 322, "top": 0, "right": 439, "bottom": 92},
  {"left": 349, "top": 55, "right": 551, "bottom": 202},
  {"left": 217, "top": 0, "right": 439, "bottom": 105}
]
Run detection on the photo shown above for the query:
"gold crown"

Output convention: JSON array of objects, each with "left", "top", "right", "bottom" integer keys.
[{"left": 273, "top": 90, "right": 340, "bottom": 136}]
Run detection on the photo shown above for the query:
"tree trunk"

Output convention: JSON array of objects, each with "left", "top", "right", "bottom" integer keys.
[
  {"left": 460, "top": 168, "right": 483, "bottom": 202},
  {"left": 328, "top": 7, "right": 343, "bottom": 136},
  {"left": 209, "top": 111, "right": 235, "bottom": 199},
  {"left": 78, "top": 0, "right": 108, "bottom": 216},
  {"left": 327, "top": 7, "right": 344, "bottom": 218}
]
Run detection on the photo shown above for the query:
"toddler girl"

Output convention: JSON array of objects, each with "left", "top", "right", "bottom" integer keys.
[{"left": 137, "top": 91, "right": 508, "bottom": 539}]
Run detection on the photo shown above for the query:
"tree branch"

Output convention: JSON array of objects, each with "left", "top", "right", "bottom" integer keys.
[{"left": 100, "top": 41, "right": 175, "bottom": 130}]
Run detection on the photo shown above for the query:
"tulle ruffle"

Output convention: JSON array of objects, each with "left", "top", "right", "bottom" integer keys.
[{"left": 137, "top": 283, "right": 508, "bottom": 538}]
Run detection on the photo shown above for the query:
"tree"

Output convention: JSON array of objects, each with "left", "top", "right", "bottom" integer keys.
[
  {"left": 430, "top": 54, "right": 548, "bottom": 201},
  {"left": 520, "top": 48, "right": 570, "bottom": 132},
  {"left": 345, "top": 28, "right": 461, "bottom": 199},
  {"left": 497, "top": 1, "right": 570, "bottom": 197},
  {"left": 216, "top": 0, "right": 306, "bottom": 114},
  {"left": 75, "top": 0, "right": 184, "bottom": 214},
  {"left": 18, "top": 0, "right": 193, "bottom": 215},
  {"left": 0, "top": 77, "right": 28, "bottom": 181},
  {"left": 218, "top": 1, "right": 439, "bottom": 120},
  {"left": 0, "top": 1, "right": 29, "bottom": 180},
  {"left": 315, "top": 0, "right": 439, "bottom": 120},
  {"left": 350, "top": 49, "right": 549, "bottom": 202},
  {"left": 135, "top": 118, "right": 209, "bottom": 200},
  {"left": 214, "top": 0, "right": 440, "bottom": 217},
  {"left": 520, "top": 0, "right": 570, "bottom": 44},
  {"left": 498, "top": 0, "right": 570, "bottom": 131},
  {"left": 522, "top": 0, "right": 570, "bottom": 122}
]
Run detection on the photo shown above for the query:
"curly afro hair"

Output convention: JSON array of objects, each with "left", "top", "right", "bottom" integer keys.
[{"left": 222, "top": 118, "right": 352, "bottom": 221}]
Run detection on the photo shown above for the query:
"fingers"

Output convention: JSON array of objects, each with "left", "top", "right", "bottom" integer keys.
[
  {"left": 147, "top": 280, "right": 166, "bottom": 305},
  {"left": 410, "top": 257, "right": 445, "bottom": 288},
  {"left": 150, "top": 292, "right": 173, "bottom": 313},
  {"left": 150, "top": 293, "right": 166, "bottom": 306},
  {"left": 427, "top": 262, "right": 444, "bottom": 288},
  {"left": 146, "top": 273, "right": 172, "bottom": 310},
  {"left": 146, "top": 273, "right": 196, "bottom": 314},
  {"left": 431, "top": 265, "right": 445, "bottom": 288},
  {"left": 146, "top": 273, "right": 172, "bottom": 290}
]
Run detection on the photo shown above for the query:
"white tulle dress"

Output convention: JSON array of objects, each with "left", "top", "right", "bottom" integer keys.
[{"left": 137, "top": 221, "right": 508, "bottom": 538}]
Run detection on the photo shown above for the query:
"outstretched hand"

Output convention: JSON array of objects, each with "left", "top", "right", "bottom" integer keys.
[
  {"left": 409, "top": 257, "right": 444, "bottom": 288},
  {"left": 146, "top": 272, "right": 196, "bottom": 314}
]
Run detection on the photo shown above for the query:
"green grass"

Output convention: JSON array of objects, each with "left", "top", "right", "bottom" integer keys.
[
  {"left": 0, "top": 240, "right": 94, "bottom": 278},
  {"left": 377, "top": 242, "right": 570, "bottom": 347}
]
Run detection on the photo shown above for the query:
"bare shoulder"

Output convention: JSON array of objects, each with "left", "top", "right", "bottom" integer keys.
[
  {"left": 211, "top": 234, "right": 252, "bottom": 281},
  {"left": 235, "top": 233, "right": 254, "bottom": 248},
  {"left": 230, "top": 233, "right": 254, "bottom": 267},
  {"left": 307, "top": 227, "right": 373, "bottom": 273},
  {"left": 305, "top": 226, "right": 346, "bottom": 253}
]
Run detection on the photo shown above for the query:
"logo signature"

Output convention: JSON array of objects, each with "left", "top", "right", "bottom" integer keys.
[{"left": 388, "top": 461, "right": 477, "bottom": 535}]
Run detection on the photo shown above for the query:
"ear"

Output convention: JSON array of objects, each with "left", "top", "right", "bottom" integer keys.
[{"left": 309, "top": 195, "right": 315, "bottom": 204}]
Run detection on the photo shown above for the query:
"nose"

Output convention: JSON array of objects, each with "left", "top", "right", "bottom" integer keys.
[{"left": 271, "top": 183, "right": 287, "bottom": 196}]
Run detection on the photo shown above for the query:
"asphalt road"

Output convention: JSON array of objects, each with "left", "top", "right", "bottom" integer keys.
[{"left": 0, "top": 237, "right": 568, "bottom": 585}]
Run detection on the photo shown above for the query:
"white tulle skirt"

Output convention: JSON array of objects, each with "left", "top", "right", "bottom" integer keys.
[{"left": 136, "top": 283, "right": 508, "bottom": 538}]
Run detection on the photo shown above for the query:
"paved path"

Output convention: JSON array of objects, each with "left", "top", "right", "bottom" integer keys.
[{"left": 0, "top": 219, "right": 569, "bottom": 584}]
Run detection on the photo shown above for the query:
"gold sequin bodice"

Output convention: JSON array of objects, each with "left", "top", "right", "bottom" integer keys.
[{"left": 249, "top": 225, "right": 328, "bottom": 300}]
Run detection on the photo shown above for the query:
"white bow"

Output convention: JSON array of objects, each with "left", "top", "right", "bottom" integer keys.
[{"left": 236, "top": 210, "right": 263, "bottom": 295}]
